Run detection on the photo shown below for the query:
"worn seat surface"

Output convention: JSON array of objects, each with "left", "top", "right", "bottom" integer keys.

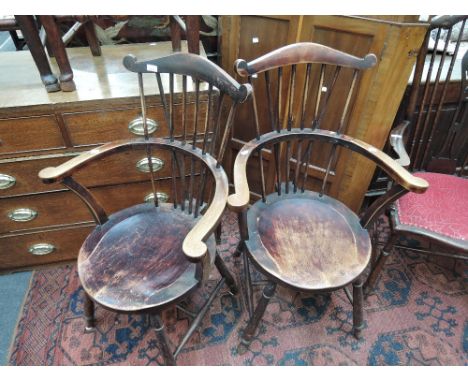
[
  {"left": 245, "top": 191, "right": 372, "bottom": 291},
  {"left": 395, "top": 172, "right": 468, "bottom": 243},
  {"left": 78, "top": 203, "right": 215, "bottom": 312}
]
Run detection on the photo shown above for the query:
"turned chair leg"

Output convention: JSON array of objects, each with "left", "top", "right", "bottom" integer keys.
[
  {"left": 150, "top": 314, "right": 176, "bottom": 366},
  {"left": 239, "top": 281, "right": 277, "bottom": 353},
  {"left": 364, "top": 232, "right": 399, "bottom": 294},
  {"left": 83, "top": 292, "right": 96, "bottom": 332},
  {"left": 215, "top": 253, "right": 238, "bottom": 295},
  {"left": 352, "top": 277, "right": 364, "bottom": 339},
  {"left": 14, "top": 15, "right": 60, "bottom": 92},
  {"left": 38, "top": 15, "right": 76, "bottom": 92}
]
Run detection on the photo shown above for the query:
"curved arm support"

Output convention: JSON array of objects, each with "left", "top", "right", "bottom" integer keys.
[
  {"left": 389, "top": 120, "right": 411, "bottom": 167},
  {"left": 227, "top": 128, "right": 429, "bottom": 212},
  {"left": 39, "top": 137, "right": 229, "bottom": 262},
  {"left": 234, "top": 42, "right": 377, "bottom": 77}
]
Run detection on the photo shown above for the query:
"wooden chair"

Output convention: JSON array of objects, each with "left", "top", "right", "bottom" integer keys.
[
  {"left": 226, "top": 43, "right": 429, "bottom": 352},
  {"left": 38, "top": 52, "right": 251, "bottom": 365},
  {"left": 365, "top": 16, "right": 468, "bottom": 291}
]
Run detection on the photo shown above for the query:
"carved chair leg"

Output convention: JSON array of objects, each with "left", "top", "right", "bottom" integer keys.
[
  {"left": 352, "top": 277, "right": 364, "bottom": 340},
  {"left": 239, "top": 281, "right": 277, "bottom": 353},
  {"left": 150, "top": 314, "right": 176, "bottom": 366},
  {"left": 215, "top": 253, "right": 238, "bottom": 295},
  {"left": 364, "top": 232, "right": 399, "bottom": 294},
  {"left": 83, "top": 292, "right": 96, "bottom": 332}
]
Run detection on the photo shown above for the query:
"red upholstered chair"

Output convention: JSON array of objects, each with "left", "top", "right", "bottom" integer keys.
[{"left": 365, "top": 17, "right": 468, "bottom": 290}]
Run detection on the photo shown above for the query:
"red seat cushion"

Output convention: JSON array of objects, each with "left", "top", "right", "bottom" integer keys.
[{"left": 395, "top": 172, "right": 468, "bottom": 241}]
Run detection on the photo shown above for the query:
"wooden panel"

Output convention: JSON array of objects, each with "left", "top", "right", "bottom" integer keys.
[
  {"left": 0, "top": 149, "right": 177, "bottom": 197},
  {"left": 0, "top": 225, "right": 94, "bottom": 271},
  {"left": 63, "top": 100, "right": 209, "bottom": 147},
  {"left": 0, "top": 115, "right": 65, "bottom": 157},
  {"left": 0, "top": 180, "right": 174, "bottom": 234},
  {"left": 220, "top": 15, "right": 427, "bottom": 211}
]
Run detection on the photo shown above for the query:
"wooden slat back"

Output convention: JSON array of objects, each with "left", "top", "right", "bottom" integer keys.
[
  {"left": 234, "top": 42, "right": 377, "bottom": 200},
  {"left": 404, "top": 16, "right": 468, "bottom": 173}
]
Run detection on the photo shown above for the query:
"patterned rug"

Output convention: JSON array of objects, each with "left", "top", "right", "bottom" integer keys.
[{"left": 8, "top": 212, "right": 468, "bottom": 365}]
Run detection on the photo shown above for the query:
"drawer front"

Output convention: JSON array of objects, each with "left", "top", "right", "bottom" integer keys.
[
  {"left": 0, "top": 225, "right": 94, "bottom": 270},
  {"left": 63, "top": 102, "right": 208, "bottom": 146},
  {"left": 0, "top": 115, "right": 65, "bottom": 156},
  {"left": 0, "top": 180, "right": 173, "bottom": 234},
  {"left": 0, "top": 149, "right": 174, "bottom": 197}
]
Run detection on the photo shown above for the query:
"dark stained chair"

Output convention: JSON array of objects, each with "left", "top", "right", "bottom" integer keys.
[
  {"left": 365, "top": 16, "right": 468, "bottom": 291},
  {"left": 38, "top": 52, "right": 251, "bottom": 365},
  {"left": 226, "top": 43, "right": 429, "bottom": 352}
]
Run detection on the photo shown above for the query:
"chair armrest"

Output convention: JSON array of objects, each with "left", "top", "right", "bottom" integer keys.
[
  {"left": 389, "top": 121, "right": 411, "bottom": 167},
  {"left": 227, "top": 129, "right": 429, "bottom": 213},
  {"left": 39, "top": 139, "right": 136, "bottom": 183},
  {"left": 183, "top": 165, "right": 229, "bottom": 261},
  {"left": 227, "top": 141, "right": 256, "bottom": 212}
]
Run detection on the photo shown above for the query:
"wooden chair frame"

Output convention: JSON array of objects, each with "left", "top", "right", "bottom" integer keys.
[
  {"left": 39, "top": 52, "right": 251, "bottom": 365},
  {"left": 227, "top": 43, "right": 429, "bottom": 351},
  {"left": 365, "top": 16, "right": 468, "bottom": 292}
]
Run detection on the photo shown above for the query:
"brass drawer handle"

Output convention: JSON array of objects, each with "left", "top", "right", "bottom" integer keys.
[
  {"left": 8, "top": 208, "right": 38, "bottom": 222},
  {"left": 144, "top": 192, "right": 169, "bottom": 204},
  {"left": 28, "top": 243, "right": 56, "bottom": 256},
  {"left": 128, "top": 117, "right": 158, "bottom": 136},
  {"left": 136, "top": 157, "right": 165, "bottom": 173},
  {"left": 0, "top": 174, "right": 16, "bottom": 190}
]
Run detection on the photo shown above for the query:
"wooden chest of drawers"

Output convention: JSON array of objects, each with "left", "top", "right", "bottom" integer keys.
[{"left": 0, "top": 41, "right": 206, "bottom": 272}]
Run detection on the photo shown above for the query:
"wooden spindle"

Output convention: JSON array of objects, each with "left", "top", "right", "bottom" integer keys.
[
  {"left": 192, "top": 79, "right": 200, "bottom": 148},
  {"left": 188, "top": 156, "right": 196, "bottom": 214},
  {"left": 414, "top": 27, "right": 453, "bottom": 169},
  {"left": 313, "top": 66, "right": 341, "bottom": 129},
  {"left": 156, "top": 73, "right": 170, "bottom": 137},
  {"left": 248, "top": 77, "right": 261, "bottom": 139},
  {"left": 202, "top": 83, "right": 213, "bottom": 154},
  {"left": 276, "top": 67, "right": 283, "bottom": 132},
  {"left": 169, "top": 72, "right": 174, "bottom": 140},
  {"left": 293, "top": 139, "right": 303, "bottom": 192},
  {"left": 312, "top": 64, "right": 325, "bottom": 127},
  {"left": 259, "top": 149, "right": 266, "bottom": 202},
  {"left": 300, "top": 140, "right": 313, "bottom": 192},
  {"left": 338, "top": 69, "right": 359, "bottom": 134},
  {"left": 209, "top": 92, "right": 225, "bottom": 156},
  {"left": 138, "top": 72, "right": 159, "bottom": 207},
  {"left": 423, "top": 21, "right": 465, "bottom": 167},
  {"left": 216, "top": 102, "right": 238, "bottom": 167},
  {"left": 300, "top": 63, "right": 312, "bottom": 128},
  {"left": 287, "top": 64, "right": 296, "bottom": 130},
  {"left": 182, "top": 75, "right": 187, "bottom": 145},
  {"left": 265, "top": 71, "right": 276, "bottom": 132},
  {"left": 285, "top": 140, "right": 291, "bottom": 193},
  {"left": 410, "top": 27, "right": 442, "bottom": 167},
  {"left": 171, "top": 150, "right": 178, "bottom": 209}
]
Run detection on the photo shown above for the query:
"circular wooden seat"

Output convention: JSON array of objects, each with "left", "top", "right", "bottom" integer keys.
[
  {"left": 245, "top": 191, "right": 371, "bottom": 291},
  {"left": 78, "top": 203, "right": 215, "bottom": 312}
]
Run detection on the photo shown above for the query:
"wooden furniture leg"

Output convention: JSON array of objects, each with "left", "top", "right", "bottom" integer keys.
[
  {"left": 82, "top": 19, "right": 101, "bottom": 56},
  {"left": 239, "top": 281, "right": 276, "bottom": 353},
  {"left": 364, "top": 231, "right": 399, "bottom": 293},
  {"left": 214, "top": 253, "right": 238, "bottom": 295},
  {"left": 83, "top": 292, "right": 96, "bottom": 332},
  {"left": 150, "top": 314, "right": 176, "bottom": 366},
  {"left": 352, "top": 276, "right": 365, "bottom": 339},
  {"left": 170, "top": 16, "right": 182, "bottom": 52},
  {"left": 185, "top": 16, "right": 200, "bottom": 55},
  {"left": 14, "top": 15, "right": 60, "bottom": 92},
  {"left": 38, "top": 15, "right": 76, "bottom": 92}
]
